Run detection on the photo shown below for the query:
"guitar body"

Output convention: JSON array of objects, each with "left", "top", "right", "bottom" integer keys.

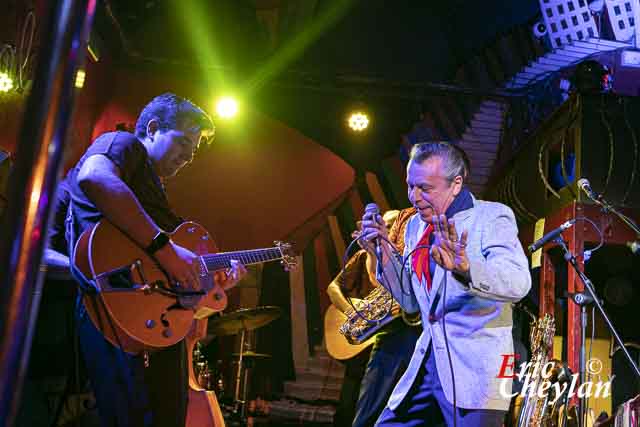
[
  {"left": 75, "top": 220, "right": 227, "bottom": 354},
  {"left": 185, "top": 319, "right": 225, "bottom": 427},
  {"left": 324, "top": 304, "right": 375, "bottom": 361}
]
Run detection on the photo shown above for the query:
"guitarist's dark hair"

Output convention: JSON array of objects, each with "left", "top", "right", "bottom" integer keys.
[{"left": 134, "top": 93, "right": 215, "bottom": 144}]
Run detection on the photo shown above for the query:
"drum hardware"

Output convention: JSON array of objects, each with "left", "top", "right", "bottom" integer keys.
[{"left": 197, "top": 306, "right": 281, "bottom": 426}]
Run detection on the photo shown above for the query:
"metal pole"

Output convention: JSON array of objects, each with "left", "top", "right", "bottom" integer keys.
[{"left": 0, "top": 0, "right": 96, "bottom": 425}]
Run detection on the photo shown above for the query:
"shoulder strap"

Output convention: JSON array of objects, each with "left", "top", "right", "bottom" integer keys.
[{"left": 65, "top": 199, "right": 97, "bottom": 294}]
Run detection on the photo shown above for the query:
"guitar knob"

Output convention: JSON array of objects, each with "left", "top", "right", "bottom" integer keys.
[
  {"left": 162, "top": 329, "right": 172, "bottom": 338},
  {"left": 214, "top": 292, "right": 223, "bottom": 301},
  {"left": 145, "top": 320, "right": 156, "bottom": 329}
]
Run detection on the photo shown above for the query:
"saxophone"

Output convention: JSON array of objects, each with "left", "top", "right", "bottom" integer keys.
[
  {"left": 516, "top": 313, "right": 555, "bottom": 426},
  {"left": 515, "top": 312, "right": 579, "bottom": 427},
  {"left": 338, "top": 285, "right": 398, "bottom": 344}
]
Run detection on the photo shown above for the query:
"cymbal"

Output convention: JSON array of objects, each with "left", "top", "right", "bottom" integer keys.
[
  {"left": 206, "top": 306, "right": 282, "bottom": 337},
  {"left": 231, "top": 351, "right": 271, "bottom": 359}
]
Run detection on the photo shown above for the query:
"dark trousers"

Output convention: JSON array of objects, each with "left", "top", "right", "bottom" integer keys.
[
  {"left": 375, "top": 347, "right": 505, "bottom": 427},
  {"left": 77, "top": 300, "right": 188, "bottom": 427},
  {"left": 334, "top": 348, "right": 372, "bottom": 427},
  {"left": 353, "top": 325, "right": 420, "bottom": 427}
]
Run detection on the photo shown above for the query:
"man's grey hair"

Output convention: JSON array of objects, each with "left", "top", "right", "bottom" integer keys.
[{"left": 409, "top": 142, "right": 471, "bottom": 182}]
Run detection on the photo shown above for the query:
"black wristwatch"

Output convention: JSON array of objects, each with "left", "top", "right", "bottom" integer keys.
[{"left": 145, "top": 231, "right": 170, "bottom": 256}]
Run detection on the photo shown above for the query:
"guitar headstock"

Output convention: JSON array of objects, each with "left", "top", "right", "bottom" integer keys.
[{"left": 274, "top": 241, "right": 297, "bottom": 271}]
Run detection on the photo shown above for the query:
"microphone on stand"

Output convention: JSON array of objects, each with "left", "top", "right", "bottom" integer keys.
[
  {"left": 528, "top": 219, "right": 577, "bottom": 253},
  {"left": 579, "top": 178, "right": 640, "bottom": 256},
  {"left": 627, "top": 241, "right": 640, "bottom": 255},
  {"left": 577, "top": 177, "right": 599, "bottom": 201},
  {"left": 364, "top": 203, "right": 382, "bottom": 262}
]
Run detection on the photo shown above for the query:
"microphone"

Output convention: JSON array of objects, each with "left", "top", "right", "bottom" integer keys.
[
  {"left": 627, "top": 241, "right": 640, "bottom": 255},
  {"left": 528, "top": 219, "right": 576, "bottom": 252},
  {"left": 577, "top": 178, "right": 598, "bottom": 201},
  {"left": 364, "top": 203, "right": 382, "bottom": 261}
]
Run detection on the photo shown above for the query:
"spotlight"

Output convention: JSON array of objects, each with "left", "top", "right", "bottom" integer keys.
[
  {"left": 532, "top": 21, "right": 547, "bottom": 38},
  {"left": 215, "top": 97, "right": 238, "bottom": 119},
  {"left": 348, "top": 112, "right": 369, "bottom": 132},
  {"left": 0, "top": 72, "right": 13, "bottom": 92},
  {"left": 75, "top": 69, "right": 86, "bottom": 89}
]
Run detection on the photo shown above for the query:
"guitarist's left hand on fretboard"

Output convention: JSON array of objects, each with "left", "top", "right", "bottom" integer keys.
[{"left": 215, "top": 259, "right": 248, "bottom": 290}]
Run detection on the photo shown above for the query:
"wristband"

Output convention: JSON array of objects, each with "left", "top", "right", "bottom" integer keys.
[{"left": 145, "top": 231, "right": 170, "bottom": 256}]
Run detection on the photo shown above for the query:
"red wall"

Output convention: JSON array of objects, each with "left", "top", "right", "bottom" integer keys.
[{"left": 3, "top": 57, "right": 353, "bottom": 252}]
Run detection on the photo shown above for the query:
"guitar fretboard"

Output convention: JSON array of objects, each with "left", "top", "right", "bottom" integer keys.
[{"left": 201, "top": 248, "right": 283, "bottom": 272}]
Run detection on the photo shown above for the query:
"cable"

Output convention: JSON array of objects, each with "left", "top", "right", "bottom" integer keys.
[
  {"left": 536, "top": 95, "right": 581, "bottom": 200},
  {"left": 584, "top": 305, "right": 595, "bottom": 427},
  {"left": 621, "top": 98, "right": 638, "bottom": 204},
  {"left": 441, "top": 273, "right": 457, "bottom": 427},
  {"left": 17, "top": 11, "right": 36, "bottom": 90},
  {"left": 599, "top": 94, "right": 615, "bottom": 197},
  {"left": 0, "top": 44, "right": 15, "bottom": 75},
  {"left": 574, "top": 216, "right": 604, "bottom": 261}
]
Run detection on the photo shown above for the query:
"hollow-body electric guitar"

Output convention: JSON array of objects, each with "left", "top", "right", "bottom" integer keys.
[{"left": 74, "top": 220, "right": 295, "bottom": 354}]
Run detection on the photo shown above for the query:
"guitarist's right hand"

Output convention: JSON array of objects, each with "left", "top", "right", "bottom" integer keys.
[{"left": 154, "top": 241, "right": 200, "bottom": 291}]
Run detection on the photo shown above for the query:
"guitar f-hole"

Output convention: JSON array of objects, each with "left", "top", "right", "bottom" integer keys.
[{"left": 160, "top": 313, "right": 170, "bottom": 327}]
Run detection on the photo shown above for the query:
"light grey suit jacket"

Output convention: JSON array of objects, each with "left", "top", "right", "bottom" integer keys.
[{"left": 377, "top": 197, "right": 531, "bottom": 411}]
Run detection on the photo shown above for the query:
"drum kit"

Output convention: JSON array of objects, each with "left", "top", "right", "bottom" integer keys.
[{"left": 194, "top": 306, "right": 282, "bottom": 426}]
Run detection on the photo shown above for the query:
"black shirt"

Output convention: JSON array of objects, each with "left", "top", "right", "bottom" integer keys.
[{"left": 63, "top": 131, "right": 182, "bottom": 249}]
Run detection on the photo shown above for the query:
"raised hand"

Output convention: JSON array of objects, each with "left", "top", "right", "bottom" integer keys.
[{"left": 430, "top": 214, "right": 469, "bottom": 276}]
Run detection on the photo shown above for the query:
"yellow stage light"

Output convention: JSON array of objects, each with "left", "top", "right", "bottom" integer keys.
[
  {"left": 348, "top": 112, "right": 369, "bottom": 132},
  {"left": 0, "top": 72, "right": 13, "bottom": 92},
  {"left": 75, "top": 69, "right": 86, "bottom": 88},
  {"left": 216, "top": 97, "right": 238, "bottom": 119}
]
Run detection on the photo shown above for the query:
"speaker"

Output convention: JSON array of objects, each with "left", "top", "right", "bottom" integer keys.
[
  {"left": 489, "top": 94, "right": 640, "bottom": 224},
  {"left": 532, "top": 21, "right": 548, "bottom": 38}
]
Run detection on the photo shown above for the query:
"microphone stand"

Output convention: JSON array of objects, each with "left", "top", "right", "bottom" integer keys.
[
  {"left": 589, "top": 194, "right": 640, "bottom": 239},
  {"left": 553, "top": 236, "right": 640, "bottom": 426},
  {"left": 572, "top": 293, "right": 592, "bottom": 427}
]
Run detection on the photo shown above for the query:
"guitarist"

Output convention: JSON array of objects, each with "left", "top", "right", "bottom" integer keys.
[
  {"left": 58, "top": 93, "right": 247, "bottom": 427},
  {"left": 328, "top": 209, "right": 420, "bottom": 427}
]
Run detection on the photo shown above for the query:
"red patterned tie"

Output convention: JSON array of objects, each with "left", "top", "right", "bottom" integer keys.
[{"left": 411, "top": 224, "right": 434, "bottom": 290}]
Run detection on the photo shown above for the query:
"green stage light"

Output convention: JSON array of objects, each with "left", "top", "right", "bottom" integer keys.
[
  {"left": 216, "top": 97, "right": 238, "bottom": 119},
  {"left": 0, "top": 72, "right": 13, "bottom": 92}
]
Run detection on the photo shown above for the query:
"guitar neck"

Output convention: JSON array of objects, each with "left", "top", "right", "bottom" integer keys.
[{"left": 201, "top": 248, "right": 283, "bottom": 272}]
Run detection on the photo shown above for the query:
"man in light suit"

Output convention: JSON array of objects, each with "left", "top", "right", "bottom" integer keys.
[{"left": 360, "top": 142, "right": 531, "bottom": 426}]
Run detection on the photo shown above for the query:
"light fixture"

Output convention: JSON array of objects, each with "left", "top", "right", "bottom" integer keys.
[
  {"left": 0, "top": 72, "right": 13, "bottom": 92},
  {"left": 75, "top": 69, "right": 86, "bottom": 89},
  {"left": 348, "top": 111, "right": 369, "bottom": 132},
  {"left": 620, "top": 49, "right": 640, "bottom": 68},
  {"left": 588, "top": 0, "right": 605, "bottom": 15},
  {"left": 215, "top": 96, "right": 238, "bottom": 119}
]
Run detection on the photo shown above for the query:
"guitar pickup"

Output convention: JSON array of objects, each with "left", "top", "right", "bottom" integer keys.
[{"left": 95, "top": 263, "right": 138, "bottom": 290}]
